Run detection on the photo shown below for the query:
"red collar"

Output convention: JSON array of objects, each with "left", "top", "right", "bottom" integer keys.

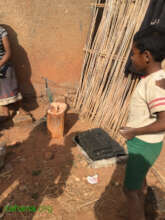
[{"left": 140, "top": 75, "right": 147, "bottom": 79}]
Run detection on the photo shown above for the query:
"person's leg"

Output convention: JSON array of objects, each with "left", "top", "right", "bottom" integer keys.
[
  {"left": 142, "top": 178, "right": 147, "bottom": 194},
  {"left": 12, "top": 100, "right": 35, "bottom": 122},
  {"left": 0, "top": 105, "right": 10, "bottom": 122},
  {"left": 124, "top": 139, "right": 162, "bottom": 220},
  {"left": 124, "top": 188, "right": 146, "bottom": 220},
  {"left": 1, "top": 105, "right": 10, "bottom": 117},
  {"left": 138, "top": 178, "right": 147, "bottom": 205},
  {"left": 12, "top": 100, "right": 27, "bottom": 114}
]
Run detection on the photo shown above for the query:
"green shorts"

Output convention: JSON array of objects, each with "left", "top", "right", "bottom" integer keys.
[{"left": 124, "top": 137, "right": 163, "bottom": 190}]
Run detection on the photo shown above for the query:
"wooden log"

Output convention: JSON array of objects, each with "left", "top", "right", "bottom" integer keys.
[{"left": 47, "top": 102, "right": 67, "bottom": 138}]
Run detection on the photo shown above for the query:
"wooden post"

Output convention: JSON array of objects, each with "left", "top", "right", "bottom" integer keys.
[{"left": 47, "top": 102, "right": 67, "bottom": 138}]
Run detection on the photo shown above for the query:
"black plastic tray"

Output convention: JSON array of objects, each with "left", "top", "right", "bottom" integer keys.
[{"left": 74, "top": 128, "right": 126, "bottom": 161}]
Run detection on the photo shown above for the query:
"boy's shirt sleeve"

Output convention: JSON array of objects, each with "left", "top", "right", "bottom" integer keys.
[{"left": 146, "top": 78, "right": 165, "bottom": 116}]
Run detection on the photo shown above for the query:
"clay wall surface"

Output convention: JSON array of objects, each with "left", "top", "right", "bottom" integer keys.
[{"left": 0, "top": 0, "right": 92, "bottom": 100}]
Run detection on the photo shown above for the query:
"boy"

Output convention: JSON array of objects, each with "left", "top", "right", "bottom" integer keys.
[{"left": 120, "top": 25, "right": 165, "bottom": 220}]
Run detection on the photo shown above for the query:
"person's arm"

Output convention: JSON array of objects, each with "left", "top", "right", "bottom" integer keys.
[
  {"left": 0, "top": 36, "right": 11, "bottom": 68},
  {"left": 120, "top": 111, "right": 165, "bottom": 140}
]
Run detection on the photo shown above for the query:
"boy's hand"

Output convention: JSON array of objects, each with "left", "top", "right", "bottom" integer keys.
[{"left": 119, "top": 127, "right": 136, "bottom": 140}]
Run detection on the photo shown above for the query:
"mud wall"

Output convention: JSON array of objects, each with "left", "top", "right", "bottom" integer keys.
[{"left": 0, "top": 0, "right": 92, "bottom": 100}]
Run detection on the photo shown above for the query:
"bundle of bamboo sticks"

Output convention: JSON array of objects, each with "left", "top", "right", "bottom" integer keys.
[{"left": 74, "top": 0, "right": 150, "bottom": 145}]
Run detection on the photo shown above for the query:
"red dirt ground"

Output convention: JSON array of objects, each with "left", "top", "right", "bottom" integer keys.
[{"left": 0, "top": 99, "right": 165, "bottom": 220}]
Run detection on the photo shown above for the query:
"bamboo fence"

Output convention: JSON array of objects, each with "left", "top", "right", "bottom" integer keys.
[{"left": 74, "top": 0, "right": 150, "bottom": 145}]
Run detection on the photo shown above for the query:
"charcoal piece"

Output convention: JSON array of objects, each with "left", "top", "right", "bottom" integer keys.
[{"left": 74, "top": 128, "right": 126, "bottom": 161}]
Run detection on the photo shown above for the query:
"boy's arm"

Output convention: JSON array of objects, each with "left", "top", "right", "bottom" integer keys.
[{"left": 120, "top": 111, "right": 165, "bottom": 140}]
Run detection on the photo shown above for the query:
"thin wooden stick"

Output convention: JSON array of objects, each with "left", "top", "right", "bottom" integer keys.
[
  {"left": 91, "top": 3, "right": 105, "bottom": 8},
  {"left": 74, "top": 0, "right": 150, "bottom": 145},
  {"left": 78, "top": 199, "right": 99, "bottom": 209}
]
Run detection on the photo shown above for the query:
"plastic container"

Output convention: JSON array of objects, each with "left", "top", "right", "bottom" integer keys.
[{"left": 47, "top": 102, "right": 67, "bottom": 138}]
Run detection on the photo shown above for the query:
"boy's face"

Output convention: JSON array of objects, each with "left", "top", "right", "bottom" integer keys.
[{"left": 131, "top": 43, "right": 148, "bottom": 74}]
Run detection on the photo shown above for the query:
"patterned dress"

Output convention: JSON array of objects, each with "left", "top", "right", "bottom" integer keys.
[{"left": 0, "top": 26, "right": 22, "bottom": 105}]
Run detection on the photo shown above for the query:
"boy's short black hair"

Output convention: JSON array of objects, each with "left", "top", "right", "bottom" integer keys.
[{"left": 133, "top": 25, "right": 165, "bottom": 62}]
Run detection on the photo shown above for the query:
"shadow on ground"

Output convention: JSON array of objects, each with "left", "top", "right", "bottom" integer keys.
[
  {"left": 0, "top": 113, "right": 78, "bottom": 219},
  {"left": 94, "top": 154, "right": 165, "bottom": 220},
  {"left": 94, "top": 163, "right": 127, "bottom": 220}
]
